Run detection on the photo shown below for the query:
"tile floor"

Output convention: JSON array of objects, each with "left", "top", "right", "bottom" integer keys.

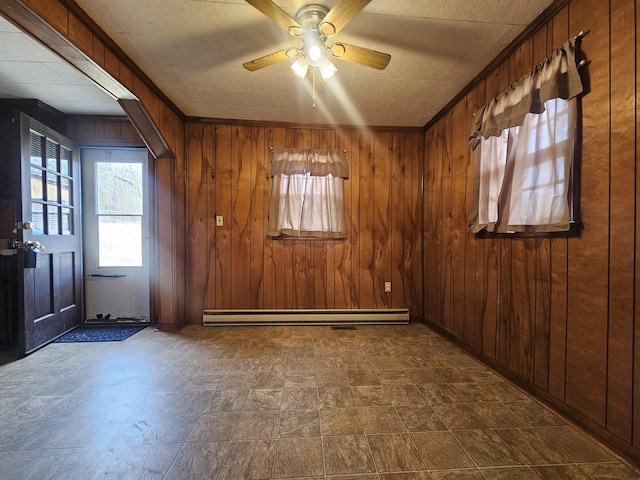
[{"left": 0, "top": 323, "right": 639, "bottom": 480}]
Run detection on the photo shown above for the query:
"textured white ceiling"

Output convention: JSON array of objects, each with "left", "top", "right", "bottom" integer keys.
[
  {"left": 0, "top": 0, "right": 557, "bottom": 126},
  {"left": 0, "top": 17, "right": 123, "bottom": 115}
]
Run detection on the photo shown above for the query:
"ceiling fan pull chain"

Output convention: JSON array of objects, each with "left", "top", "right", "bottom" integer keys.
[{"left": 312, "top": 68, "right": 316, "bottom": 109}]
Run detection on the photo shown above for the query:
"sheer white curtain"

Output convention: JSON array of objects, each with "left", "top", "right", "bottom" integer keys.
[
  {"left": 267, "top": 149, "right": 348, "bottom": 238},
  {"left": 469, "top": 38, "right": 583, "bottom": 233}
]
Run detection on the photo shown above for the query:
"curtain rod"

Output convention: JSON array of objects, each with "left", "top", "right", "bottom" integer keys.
[{"left": 270, "top": 147, "right": 347, "bottom": 153}]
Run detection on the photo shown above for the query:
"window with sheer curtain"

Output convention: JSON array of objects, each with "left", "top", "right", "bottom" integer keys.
[
  {"left": 468, "top": 38, "right": 584, "bottom": 234},
  {"left": 267, "top": 148, "right": 348, "bottom": 239}
]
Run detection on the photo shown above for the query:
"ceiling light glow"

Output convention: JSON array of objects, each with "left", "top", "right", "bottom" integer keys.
[{"left": 306, "top": 44, "right": 323, "bottom": 67}]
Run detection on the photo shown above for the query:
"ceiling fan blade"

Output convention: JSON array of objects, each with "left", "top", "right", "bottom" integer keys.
[
  {"left": 245, "top": 0, "right": 304, "bottom": 36},
  {"left": 330, "top": 43, "right": 391, "bottom": 70},
  {"left": 319, "top": 0, "right": 372, "bottom": 36},
  {"left": 243, "top": 48, "right": 299, "bottom": 71}
]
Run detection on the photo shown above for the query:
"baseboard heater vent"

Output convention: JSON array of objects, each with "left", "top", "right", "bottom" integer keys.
[{"left": 202, "top": 309, "right": 409, "bottom": 326}]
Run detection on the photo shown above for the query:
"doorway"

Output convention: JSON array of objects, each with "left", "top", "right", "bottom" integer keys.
[{"left": 81, "top": 148, "right": 150, "bottom": 324}]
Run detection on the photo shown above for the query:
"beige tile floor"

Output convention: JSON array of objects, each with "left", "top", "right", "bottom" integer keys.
[{"left": 0, "top": 323, "right": 639, "bottom": 480}]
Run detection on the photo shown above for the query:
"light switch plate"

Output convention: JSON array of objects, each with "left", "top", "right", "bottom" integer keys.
[{"left": 216, "top": 215, "right": 223, "bottom": 226}]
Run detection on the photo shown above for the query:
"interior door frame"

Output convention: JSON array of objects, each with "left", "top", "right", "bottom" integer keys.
[{"left": 80, "top": 147, "right": 150, "bottom": 322}]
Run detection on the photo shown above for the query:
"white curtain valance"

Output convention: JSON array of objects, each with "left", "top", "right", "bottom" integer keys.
[
  {"left": 469, "top": 38, "right": 583, "bottom": 149},
  {"left": 271, "top": 148, "right": 349, "bottom": 178}
]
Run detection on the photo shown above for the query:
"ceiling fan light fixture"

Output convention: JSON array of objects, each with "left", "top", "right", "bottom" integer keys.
[
  {"left": 306, "top": 43, "right": 324, "bottom": 67},
  {"left": 319, "top": 58, "right": 337, "bottom": 80},
  {"left": 291, "top": 56, "right": 310, "bottom": 79}
]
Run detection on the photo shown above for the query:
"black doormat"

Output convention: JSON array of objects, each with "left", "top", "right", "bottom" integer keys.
[{"left": 53, "top": 326, "right": 146, "bottom": 343}]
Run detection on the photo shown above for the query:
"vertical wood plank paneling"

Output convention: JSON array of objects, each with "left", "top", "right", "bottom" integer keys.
[
  {"left": 425, "top": 122, "right": 443, "bottom": 326},
  {"left": 186, "top": 123, "right": 207, "bottom": 322},
  {"left": 349, "top": 130, "right": 361, "bottom": 308},
  {"left": 451, "top": 100, "right": 467, "bottom": 340},
  {"left": 548, "top": 5, "right": 570, "bottom": 402},
  {"left": 534, "top": 236, "right": 552, "bottom": 389},
  {"left": 416, "top": 132, "right": 425, "bottom": 318},
  {"left": 335, "top": 130, "right": 352, "bottom": 309},
  {"left": 607, "top": 0, "right": 635, "bottom": 443},
  {"left": 635, "top": 0, "right": 640, "bottom": 451},
  {"left": 231, "top": 126, "right": 252, "bottom": 308},
  {"left": 408, "top": 133, "right": 421, "bottom": 317},
  {"left": 464, "top": 90, "right": 480, "bottom": 351},
  {"left": 262, "top": 127, "right": 274, "bottom": 309},
  {"left": 214, "top": 124, "right": 232, "bottom": 309},
  {"left": 155, "top": 156, "right": 176, "bottom": 326},
  {"left": 205, "top": 125, "right": 217, "bottom": 310},
  {"left": 391, "top": 132, "right": 405, "bottom": 309},
  {"left": 565, "top": 0, "right": 610, "bottom": 426},
  {"left": 359, "top": 131, "right": 375, "bottom": 309},
  {"left": 373, "top": 131, "right": 392, "bottom": 308},
  {"left": 169, "top": 113, "right": 186, "bottom": 328},
  {"left": 423, "top": 130, "right": 432, "bottom": 321},
  {"left": 441, "top": 114, "right": 454, "bottom": 332},
  {"left": 250, "top": 126, "right": 266, "bottom": 309}
]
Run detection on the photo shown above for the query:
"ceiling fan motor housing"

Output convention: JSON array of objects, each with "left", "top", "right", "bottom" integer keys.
[{"left": 295, "top": 4, "right": 331, "bottom": 66}]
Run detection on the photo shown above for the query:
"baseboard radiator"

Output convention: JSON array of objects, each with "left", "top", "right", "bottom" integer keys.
[{"left": 202, "top": 308, "right": 409, "bottom": 326}]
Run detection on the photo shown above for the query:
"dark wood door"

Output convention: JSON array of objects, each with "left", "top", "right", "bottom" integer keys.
[{"left": 3, "top": 113, "right": 83, "bottom": 354}]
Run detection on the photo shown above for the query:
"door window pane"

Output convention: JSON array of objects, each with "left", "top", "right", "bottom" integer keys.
[
  {"left": 46, "top": 139, "right": 58, "bottom": 171},
  {"left": 32, "top": 203, "right": 44, "bottom": 234},
  {"left": 98, "top": 216, "right": 142, "bottom": 267},
  {"left": 47, "top": 173, "right": 59, "bottom": 203},
  {"left": 47, "top": 206, "right": 60, "bottom": 235},
  {"left": 31, "top": 167, "right": 44, "bottom": 200},
  {"left": 97, "top": 162, "right": 143, "bottom": 215},
  {"left": 61, "top": 207, "right": 72, "bottom": 235},
  {"left": 60, "top": 147, "right": 71, "bottom": 176},
  {"left": 61, "top": 178, "right": 71, "bottom": 205},
  {"left": 30, "top": 131, "right": 43, "bottom": 165}
]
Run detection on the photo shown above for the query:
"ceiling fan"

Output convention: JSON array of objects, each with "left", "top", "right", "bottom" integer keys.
[{"left": 242, "top": 0, "right": 391, "bottom": 80}]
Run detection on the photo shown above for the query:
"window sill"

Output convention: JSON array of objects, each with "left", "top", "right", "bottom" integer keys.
[{"left": 474, "top": 221, "right": 583, "bottom": 239}]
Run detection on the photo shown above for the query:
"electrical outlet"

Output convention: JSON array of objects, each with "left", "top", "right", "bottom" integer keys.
[
  {"left": 216, "top": 215, "right": 223, "bottom": 227},
  {"left": 384, "top": 282, "right": 391, "bottom": 292}
]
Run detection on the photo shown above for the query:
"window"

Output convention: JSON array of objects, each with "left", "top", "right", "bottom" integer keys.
[
  {"left": 96, "top": 161, "right": 144, "bottom": 266},
  {"left": 267, "top": 149, "right": 348, "bottom": 238},
  {"left": 469, "top": 38, "right": 583, "bottom": 235}
]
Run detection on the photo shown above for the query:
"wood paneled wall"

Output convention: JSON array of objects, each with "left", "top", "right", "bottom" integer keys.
[
  {"left": 66, "top": 118, "right": 144, "bottom": 147},
  {"left": 422, "top": 0, "right": 640, "bottom": 464},
  {"left": 184, "top": 124, "right": 424, "bottom": 321}
]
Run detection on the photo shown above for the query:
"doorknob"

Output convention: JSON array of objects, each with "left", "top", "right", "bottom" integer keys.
[
  {"left": 23, "top": 221, "right": 35, "bottom": 230},
  {"left": 24, "top": 241, "right": 45, "bottom": 251}
]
